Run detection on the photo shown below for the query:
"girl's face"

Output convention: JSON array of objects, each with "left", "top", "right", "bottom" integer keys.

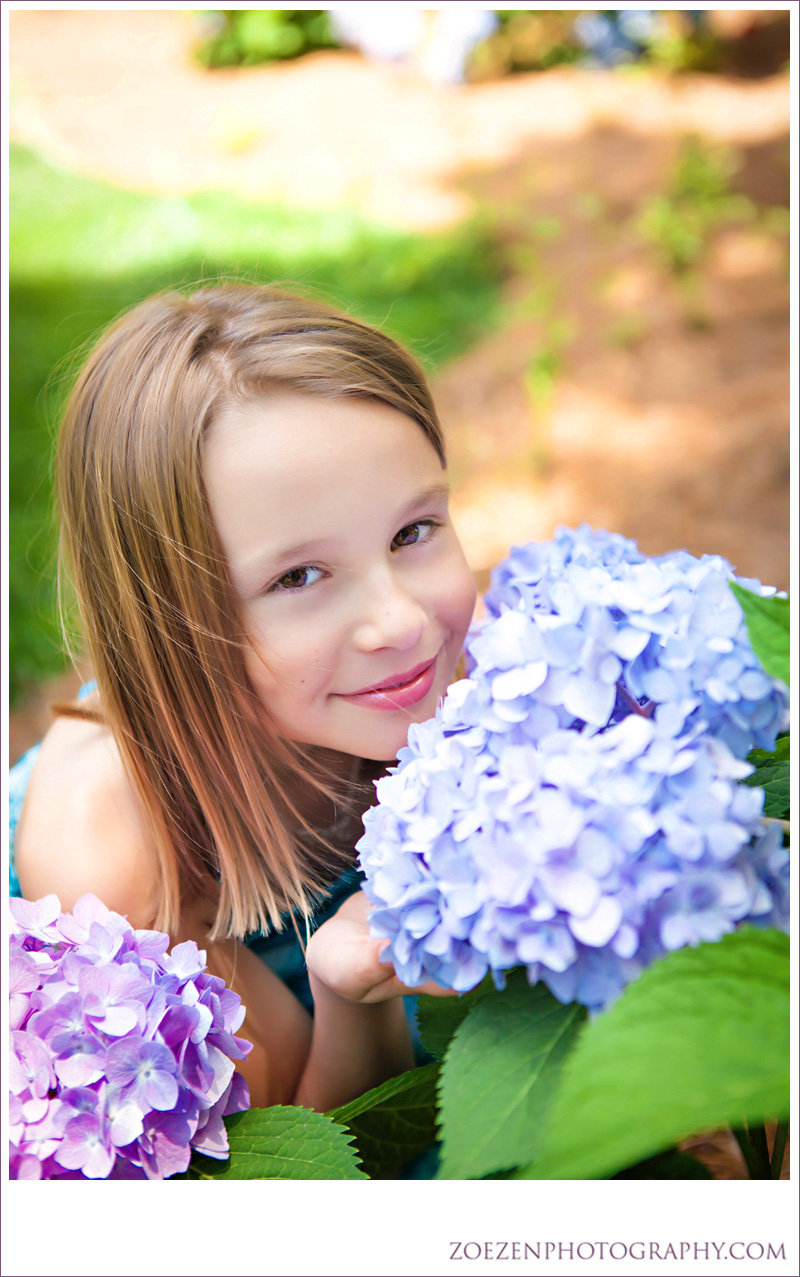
[{"left": 204, "top": 391, "right": 477, "bottom": 762}]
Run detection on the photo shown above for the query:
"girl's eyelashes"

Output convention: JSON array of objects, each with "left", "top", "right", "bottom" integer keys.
[
  {"left": 391, "top": 519, "right": 441, "bottom": 549},
  {"left": 268, "top": 564, "right": 325, "bottom": 594}
]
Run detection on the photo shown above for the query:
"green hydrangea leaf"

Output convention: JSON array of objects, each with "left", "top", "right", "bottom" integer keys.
[
  {"left": 415, "top": 976, "right": 496, "bottom": 1061},
  {"left": 513, "top": 928, "right": 789, "bottom": 1181},
  {"left": 745, "top": 735, "right": 790, "bottom": 819},
  {"left": 730, "top": 584, "right": 790, "bottom": 687},
  {"left": 328, "top": 1063, "right": 439, "bottom": 1179},
  {"left": 437, "top": 972, "right": 586, "bottom": 1180},
  {"left": 182, "top": 1105, "right": 367, "bottom": 1179},
  {"left": 327, "top": 1061, "right": 438, "bottom": 1125}
]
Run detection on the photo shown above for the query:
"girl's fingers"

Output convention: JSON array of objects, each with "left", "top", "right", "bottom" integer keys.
[
  {"left": 310, "top": 896, "right": 461, "bottom": 1002},
  {"left": 395, "top": 978, "right": 459, "bottom": 998}
]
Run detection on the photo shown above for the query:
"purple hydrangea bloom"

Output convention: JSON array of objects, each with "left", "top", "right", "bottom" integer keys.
[
  {"left": 358, "top": 528, "right": 790, "bottom": 1010},
  {"left": 8, "top": 894, "right": 252, "bottom": 1179}
]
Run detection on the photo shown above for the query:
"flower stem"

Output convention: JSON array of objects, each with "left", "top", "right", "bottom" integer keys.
[
  {"left": 732, "top": 1122, "right": 772, "bottom": 1178},
  {"left": 616, "top": 682, "right": 655, "bottom": 718},
  {"left": 770, "top": 1122, "right": 788, "bottom": 1179},
  {"left": 732, "top": 1127, "right": 756, "bottom": 1176}
]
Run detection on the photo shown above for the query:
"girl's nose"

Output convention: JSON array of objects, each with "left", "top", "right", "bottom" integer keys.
[{"left": 352, "top": 570, "right": 428, "bottom": 653}]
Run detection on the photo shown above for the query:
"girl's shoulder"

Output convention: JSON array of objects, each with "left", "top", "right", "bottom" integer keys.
[{"left": 13, "top": 715, "right": 160, "bottom": 928}]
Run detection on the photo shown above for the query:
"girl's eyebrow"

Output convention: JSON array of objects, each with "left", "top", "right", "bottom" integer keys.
[
  {"left": 398, "top": 481, "right": 451, "bottom": 517},
  {"left": 238, "top": 537, "right": 334, "bottom": 590}
]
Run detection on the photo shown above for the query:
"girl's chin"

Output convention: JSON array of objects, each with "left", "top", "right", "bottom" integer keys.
[
  {"left": 355, "top": 717, "right": 438, "bottom": 763},
  {"left": 303, "top": 735, "right": 403, "bottom": 768}
]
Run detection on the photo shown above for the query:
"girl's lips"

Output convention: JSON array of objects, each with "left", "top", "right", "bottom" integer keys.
[{"left": 337, "top": 655, "right": 439, "bottom": 711}]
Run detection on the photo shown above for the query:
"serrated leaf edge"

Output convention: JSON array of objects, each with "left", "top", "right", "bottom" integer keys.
[{"left": 185, "top": 1105, "right": 369, "bottom": 1180}]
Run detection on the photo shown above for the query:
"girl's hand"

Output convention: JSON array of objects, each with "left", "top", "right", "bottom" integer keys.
[{"left": 306, "top": 889, "right": 455, "bottom": 1004}]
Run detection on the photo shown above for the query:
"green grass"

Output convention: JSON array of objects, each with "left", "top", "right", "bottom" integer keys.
[{"left": 9, "top": 144, "right": 503, "bottom": 704}]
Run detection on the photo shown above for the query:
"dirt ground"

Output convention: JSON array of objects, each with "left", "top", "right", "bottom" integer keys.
[{"left": 7, "top": 11, "right": 791, "bottom": 1180}]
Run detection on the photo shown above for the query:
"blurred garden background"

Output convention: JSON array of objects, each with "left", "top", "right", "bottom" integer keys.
[{"left": 8, "top": 6, "right": 791, "bottom": 783}]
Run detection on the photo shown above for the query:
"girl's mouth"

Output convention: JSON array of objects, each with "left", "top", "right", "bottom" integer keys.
[{"left": 336, "top": 655, "right": 439, "bottom": 711}]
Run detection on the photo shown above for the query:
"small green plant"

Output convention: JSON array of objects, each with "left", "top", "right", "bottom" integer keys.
[
  {"left": 522, "top": 315, "right": 575, "bottom": 475},
  {"left": 607, "top": 313, "right": 649, "bottom": 348},
  {"left": 637, "top": 137, "right": 755, "bottom": 276},
  {"left": 573, "top": 191, "right": 608, "bottom": 222},
  {"left": 525, "top": 316, "right": 575, "bottom": 416},
  {"left": 531, "top": 215, "right": 563, "bottom": 243}
]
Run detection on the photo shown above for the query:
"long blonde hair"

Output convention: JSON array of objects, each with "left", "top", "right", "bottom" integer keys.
[{"left": 55, "top": 284, "right": 445, "bottom": 940}]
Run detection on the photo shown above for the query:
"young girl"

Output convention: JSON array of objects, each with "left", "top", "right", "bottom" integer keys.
[{"left": 11, "top": 283, "right": 477, "bottom": 1114}]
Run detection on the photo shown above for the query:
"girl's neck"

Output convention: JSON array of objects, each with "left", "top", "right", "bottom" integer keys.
[{"left": 285, "top": 748, "right": 388, "bottom": 836}]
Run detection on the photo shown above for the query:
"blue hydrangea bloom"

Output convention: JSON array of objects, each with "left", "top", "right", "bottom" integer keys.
[
  {"left": 8, "top": 893, "right": 251, "bottom": 1180},
  {"left": 483, "top": 526, "right": 788, "bottom": 757},
  {"left": 358, "top": 528, "right": 789, "bottom": 1010}
]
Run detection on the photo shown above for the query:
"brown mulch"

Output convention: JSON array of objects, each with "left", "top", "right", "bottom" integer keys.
[{"left": 681, "top": 1125, "right": 789, "bottom": 1180}]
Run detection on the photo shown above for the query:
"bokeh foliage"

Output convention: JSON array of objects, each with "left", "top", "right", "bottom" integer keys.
[
  {"left": 194, "top": 10, "right": 337, "bottom": 69},
  {"left": 192, "top": 10, "right": 751, "bottom": 78},
  {"left": 9, "top": 143, "right": 502, "bottom": 704}
]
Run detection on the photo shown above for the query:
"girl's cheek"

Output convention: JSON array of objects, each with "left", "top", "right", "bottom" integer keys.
[
  {"left": 436, "top": 544, "right": 478, "bottom": 634},
  {"left": 444, "top": 538, "right": 475, "bottom": 612},
  {"left": 245, "top": 619, "right": 312, "bottom": 684}
]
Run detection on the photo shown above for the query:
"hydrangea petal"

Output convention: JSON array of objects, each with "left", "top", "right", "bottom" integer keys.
[{"left": 568, "top": 896, "right": 623, "bottom": 947}]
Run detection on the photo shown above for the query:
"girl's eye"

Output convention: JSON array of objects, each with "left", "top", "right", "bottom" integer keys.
[
  {"left": 392, "top": 520, "right": 438, "bottom": 549},
  {"left": 269, "top": 565, "right": 324, "bottom": 593}
]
